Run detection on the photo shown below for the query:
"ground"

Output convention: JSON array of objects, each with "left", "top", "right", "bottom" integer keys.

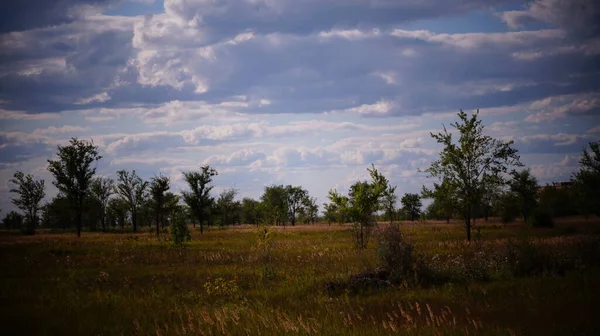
[{"left": 1, "top": 218, "right": 600, "bottom": 335}]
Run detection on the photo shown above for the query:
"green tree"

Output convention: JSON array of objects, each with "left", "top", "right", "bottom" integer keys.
[
  {"left": 182, "top": 165, "right": 218, "bottom": 234},
  {"left": 116, "top": 170, "right": 148, "bottom": 233},
  {"left": 241, "top": 197, "right": 262, "bottom": 225},
  {"left": 423, "top": 110, "right": 521, "bottom": 241},
  {"left": 508, "top": 169, "right": 538, "bottom": 224},
  {"left": 382, "top": 185, "right": 398, "bottom": 224},
  {"left": 149, "top": 174, "right": 170, "bottom": 236},
  {"left": 47, "top": 138, "right": 102, "bottom": 237},
  {"left": 90, "top": 176, "right": 114, "bottom": 232},
  {"left": 326, "top": 189, "right": 350, "bottom": 224},
  {"left": 9, "top": 171, "right": 46, "bottom": 235},
  {"left": 216, "top": 188, "right": 239, "bottom": 226},
  {"left": 260, "top": 185, "right": 288, "bottom": 225},
  {"left": 347, "top": 164, "right": 390, "bottom": 248},
  {"left": 302, "top": 196, "right": 319, "bottom": 224},
  {"left": 107, "top": 197, "right": 129, "bottom": 229},
  {"left": 285, "top": 185, "right": 308, "bottom": 226},
  {"left": 573, "top": 141, "right": 600, "bottom": 216},
  {"left": 422, "top": 179, "right": 456, "bottom": 223},
  {"left": 496, "top": 191, "right": 520, "bottom": 225},
  {"left": 400, "top": 193, "right": 422, "bottom": 221}
]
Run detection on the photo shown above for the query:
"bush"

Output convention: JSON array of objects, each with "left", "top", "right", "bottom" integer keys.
[
  {"left": 376, "top": 224, "right": 417, "bottom": 283},
  {"left": 170, "top": 213, "right": 191, "bottom": 247},
  {"left": 530, "top": 208, "right": 554, "bottom": 228}
]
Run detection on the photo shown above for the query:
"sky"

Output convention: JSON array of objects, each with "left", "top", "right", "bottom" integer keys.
[{"left": 0, "top": 0, "right": 599, "bottom": 214}]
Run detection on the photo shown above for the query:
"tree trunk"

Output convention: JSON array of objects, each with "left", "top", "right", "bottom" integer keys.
[
  {"left": 465, "top": 216, "right": 471, "bottom": 241},
  {"left": 132, "top": 209, "right": 137, "bottom": 233},
  {"left": 156, "top": 209, "right": 160, "bottom": 237},
  {"left": 446, "top": 217, "right": 450, "bottom": 224}
]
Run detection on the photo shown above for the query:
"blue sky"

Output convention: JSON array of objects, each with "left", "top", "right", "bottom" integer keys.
[{"left": 1, "top": 0, "right": 599, "bottom": 213}]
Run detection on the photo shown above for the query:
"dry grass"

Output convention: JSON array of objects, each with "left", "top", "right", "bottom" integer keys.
[{"left": 1, "top": 217, "right": 599, "bottom": 335}]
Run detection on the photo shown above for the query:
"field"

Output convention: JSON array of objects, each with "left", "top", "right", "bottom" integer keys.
[{"left": 2, "top": 218, "right": 600, "bottom": 335}]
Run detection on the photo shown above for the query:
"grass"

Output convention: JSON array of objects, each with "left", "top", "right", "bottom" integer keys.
[{"left": 1, "top": 217, "right": 600, "bottom": 335}]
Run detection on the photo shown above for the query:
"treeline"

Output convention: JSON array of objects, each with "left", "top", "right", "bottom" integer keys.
[{"left": 3, "top": 110, "right": 600, "bottom": 244}]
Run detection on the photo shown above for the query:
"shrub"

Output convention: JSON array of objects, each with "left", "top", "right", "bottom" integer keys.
[
  {"left": 376, "top": 224, "right": 417, "bottom": 283},
  {"left": 530, "top": 208, "right": 554, "bottom": 228},
  {"left": 170, "top": 213, "right": 191, "bottom": 247}
]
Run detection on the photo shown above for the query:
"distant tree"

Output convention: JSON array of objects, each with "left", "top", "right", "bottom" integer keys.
[
  {"left": 216, "top": 188, "right": 239, "bottom": 226},
  {"left": 508, "top": 169, "right": 538, "bottom": 224},
  {"left": 41, "top": 195, "right": 73, "bottom": 230},
  {"left": 116, "top": 170, "right": 148, "bottom": 233},
  {"left": 322, "top": 202, "right": 338, "bottom": 224},
  {"left": 164, "top": 192, "right": 181, "bottom": 227},
  {"left": 346, "top": 164, "right": 390, "bottom": 248},
  {"left": 90, "top": 177, "right": 115, "bottom": 232},
  {"left": 572, "top": 141, "right": 600, "bottom": 216},
  {"left": 400, "top": 193, "right": 422, "bottom": 221},
  {"left": 302, "top": 196, "right": 319, "bottom": 224},
  {"left": 326, "top": 189, "right": 350, "bottom": 224},
  {"left": 261, "top": 185, "right": 288, "bottom": 225},
  {"left": 381, "top": 185, "right": 398, "bottom": 224},
  {"left": 422, "top": 179, "right": 456, "bottom": 223},
  {"left": 182, "top": 165, "right": 218, "bottom": 234},
  {"left": 9, "top": 171, "right": 46, "bottom": 235},
  {"left": 47, "top": 138, "right": 102, "bottom": 237},
  {"left": 496, "top": 191, "right": 520, "bottom": 225},
  {"left": 241, "top": 198, "right": 262, "bottom": 225},
  {"left": 422, "top": 110, "right": 521, "bottom": 241},
  {"left": 149, "top": 174, "right": 170, "bottom": 236},
  {"left": 285, "top": 185, "right": 308, "bottom": 226},
  {"left": 2, "top": 211, "right": 23, "bottom": 231},
  {"left": 108, "top": 197, "right": 129, "bottom": 229}
]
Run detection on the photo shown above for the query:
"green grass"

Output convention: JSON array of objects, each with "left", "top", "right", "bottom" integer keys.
[{"left": 1, "top": 218, "right": 600, "bottom": 335}]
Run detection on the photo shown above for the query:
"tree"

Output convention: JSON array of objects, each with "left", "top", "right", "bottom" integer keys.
[
  {"left": 2, "top": 211, "right": 23, "bottom": 231},
  {"left": 422, "top": 179, "right": 456, "bottom": 223},
  {"left": 326, "top": 189, "right": 350, "bottom": 224},
  {"left": 400, "top": 193, "right": 422, "bottom": 221},
  {"left": 9, "top": 171, "right": 46, "bottom": 235},
  {"left": 573, "top": 141, "right": 600, "bottom": 216},
  {"left": 149, "top": 174, "right": 170, "bottom": 236},
  {"left": 423, "top": 110, "right": 521, "bottom": 241},
  {"left": 116, "top": 170, "right": 148, "bottom": 233},
  {"left": 164, "top": 192, "right": 181, "bottom": 227},
  {"left": 90, "top": 177, "right": 115, "bottom": 232},
  {"left": 302, "top": 196, "right": 319, "bottom": 224},
  {"left": 182, "top": 165, "right": 218, "bottom": 234},
  {"left": 508, "top": 169, "right": 538, "bottom": 224},
  {"left": 261, "top": 185, "right": 288, "bottom": 225},
  {"left": 216, "top": 188, "right": 239, "bottom": 226},
  {"left": 241, "top": 197, "right": 262, "bottom": 225},
  {"left": 346, "top": 164, "right": 390, "bottom": 248},
  {"left": 47, "top": 138, "right": 102, "bottom": 237},
  {"left": 285, "top": 185, "right": 308, "bottom": 226},
  {"left": 382, "top": 185, "right": 398, "bottom": 224},
  {"left": 107, "top": 197, "right": 129, "bottom": 229}
]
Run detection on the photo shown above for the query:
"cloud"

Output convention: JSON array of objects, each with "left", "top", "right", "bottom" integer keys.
[
  {"left": 524, "top": 92, "right": 600, "bottom": 122},
  {"left": 588, "top": 125, "right": 600, "bottom": 133},
  {"left": 32, "top": 125, "right": 90, "bottom": 136},
  {"left": 0, "top": 0, "right": 118, "bottom": 33},
  {"left": 500, "top": 0, "right": 600, "bottom": 40}
]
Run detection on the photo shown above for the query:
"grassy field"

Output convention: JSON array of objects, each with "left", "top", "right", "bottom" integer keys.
[{"left": 1, "top": 218, "right": 600, "bottom": 335}]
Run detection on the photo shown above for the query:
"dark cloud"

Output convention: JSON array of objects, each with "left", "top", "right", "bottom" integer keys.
[
  {"left": 0, "top": 0, "right": 118, "bottom": 33},
  {"left": 501, "top": 0, "right": 600, "bottom": 40}
]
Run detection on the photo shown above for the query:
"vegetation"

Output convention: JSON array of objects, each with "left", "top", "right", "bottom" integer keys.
[
  {"left": 2, "top": 112, "right": 600, "bottom": 334},
  {"left": 9, "top": 171, "right": 45, "bottom": 235},
  {"left": 47, "top": 138, "right": 102, "bottom": 237},
  {"left": 423, "top": 110, "right": 521, "bottom": 241}
]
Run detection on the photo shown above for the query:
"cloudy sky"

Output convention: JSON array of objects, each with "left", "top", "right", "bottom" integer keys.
[{"left": 1, "top": 0, "right": 599, "bottom": 213}]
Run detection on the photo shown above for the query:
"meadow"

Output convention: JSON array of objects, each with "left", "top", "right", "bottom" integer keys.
[{"left": 2, "top": 218, "right": 600, "bottom": 335}]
